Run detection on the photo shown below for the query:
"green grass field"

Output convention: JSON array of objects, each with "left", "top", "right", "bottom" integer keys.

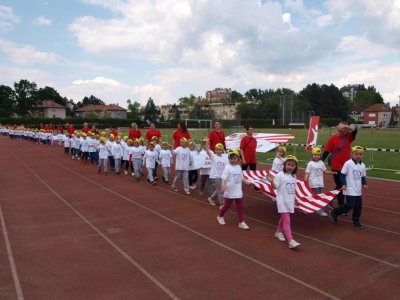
[{"left": 120, "top": 127, "right": 400, "bottom": 181}]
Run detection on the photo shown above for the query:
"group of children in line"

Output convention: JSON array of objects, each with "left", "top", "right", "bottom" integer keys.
[{"left": 2, "top": 126, "right": 368, "bottom": 249}]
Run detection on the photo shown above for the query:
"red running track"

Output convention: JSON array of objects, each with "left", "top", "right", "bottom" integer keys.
[{"left": 0, "top": 137, "right": 399, "bottom": 299}]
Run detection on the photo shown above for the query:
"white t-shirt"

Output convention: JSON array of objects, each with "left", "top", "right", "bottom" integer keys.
[
  {"left": 98, "top": 144, "right": 109, "bottom": 159},
  {"left": 273, "top": 171, "right": 297, "bottom": 213},
  {"left": 73, "top": 137, "right": 81, "bottom": 149},
  {"left": 221, "top": 164, "right": 243, "bottom": 199},
  {"left": 144, "top": 150, "right": 158, "bottom": 168},
  {"left": 305, "top": 160, "right": 326, "bottom": 188},
  {"left": 106, "top": 140, "right": 115, "bottom": 156},
  {"left": 131, "top": 146, "right": 144, "bottom": 160},
  {"left": 272, "top": 157, "right": 285, "bottom": 172},
  {"left": 341, "top": 159, "right": 366, "bottom": 196},
  {"left": 112, "top": 143, "right": 123, "bottom": 159},
  {"left": 159, "top": 149, "right": 173, "bottom": 167},
  {"left": 173, "top": 147, "right": 192, "bottom": 171},
  {"left": 189, "top": 150, "right": 199, "bottom": 171},
  {"left": 81, "top": 138, "right": 89, "bottom": 152},
  {"left": 63, "top": 135, "right": 70, "bottom": 147},
  {"left": 209, "top": 151, "right": 229, "bottom": 179},
  {"left": 198, "top": 150, "right": 212, "bottom": 175}
]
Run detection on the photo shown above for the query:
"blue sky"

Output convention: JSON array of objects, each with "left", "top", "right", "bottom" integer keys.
[{"left": 1, "top": 0, "right": 400, "bottom": 108}]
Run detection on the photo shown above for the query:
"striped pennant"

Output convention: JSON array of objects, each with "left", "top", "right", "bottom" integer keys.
[{"left": 243, "top": 170, "right": 341, "bottom": 214}]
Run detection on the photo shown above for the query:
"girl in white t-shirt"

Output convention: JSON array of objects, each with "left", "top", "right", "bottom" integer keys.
[
  {"left": 112, "top": 138, "right": 123, "bottom": 175},
  {"left": 268, "top": 155, "right": 300, "bottom": 249},
  {"left": 188, "top": 140, "right": 199, "bottom": 189},
  {"left": 305, "top": 147, "right": 336, "bottom": 217},
  {"left": 80, "top": 133, "right": 90, "bottom": 163},
  {"left": 143, "top": 142, "right": 158, "bottom": 185},
  {"left": 171, "top": 137, "right": 193, "bottom": 195},
  {"left": 63, "top": 134, "right": 71, "bottom": 155},
  {"left": 158, "top": 141, "right": 173, "bottom": 184},
  {"left": 97, "top": 138, "right": 109, "bottom": 175},
  {"left": 271, "top": 145, "right": 286, "bottom": 172},
  {"left": 131, "top": 139, "right": 145, "bottom": 182},
  {"left": 198, "top": 139, "right": 213, "bottom": 196},
  {"left": 206, "top": 143, "right": 229, "bottom": 206},
  {"left": 216, "top": 150, "right": 250, "bottom": 230}
]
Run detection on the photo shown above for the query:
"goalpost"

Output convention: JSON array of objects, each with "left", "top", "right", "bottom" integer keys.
[{"left": 185, "top": 119, "right": 213, "bottom": 143}]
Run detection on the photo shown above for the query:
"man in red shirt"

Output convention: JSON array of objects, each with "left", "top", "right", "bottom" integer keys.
[
  {"left": 208, "top": 121, "right": 226, "bottom": 152},
  {"left": 322, "top": 122, "right": 357, "bottom": 206},
  {"left": 82, "top": 122, "right": 91, "bottom": 134},
  {"left": 66, "top": 123, "right": 75, "bottom": 135},
  {"left": 145, "top": 123, "right": 161, "bottom": 145}
]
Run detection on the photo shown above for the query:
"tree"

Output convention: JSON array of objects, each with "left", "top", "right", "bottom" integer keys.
[
  {"left": 170, "top": 104, "right": 180, "bottom": 121},
  {"left": 143, "top": 97, "right": 160, "bottom": 123},
  {"left": 0, "top": 85, "right": 16, "bottom": 117},
  {"left": 37, "top": 86, "right": 66, "bottom": 106},
  {"left": 75, "top": 95, "right": 105, "bottom": 108},
  {"left": 14, "top": 79, "right": 38, "bottom": 117},
  {"left": 231, "top": 90, "right": 245, "bottom": 102},
  {"left": 66, "top": 98, "right": 76, "bottom": 117},
  {"left": 353, "top": 85, "right": 384, "bottom": 107},
  {"left": 126, "top": 99, "right": 142, "bottom": 121}
]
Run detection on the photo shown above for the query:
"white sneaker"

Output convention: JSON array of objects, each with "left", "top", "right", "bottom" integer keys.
[
  {"left": 190, "top": 184, "right": 197, "bottom": 190},
  {"left": 275, "top": 232, "right": 286, "bottom": 242},
  {"left": 288, "top": 240, "right": 301, "bottom": 249},
  {"left": 217, "top": 216, "right": 225, "bottom": 225},
  {"left": 316, "top": 209, "right": 328, "bottom": 217},
  {"left": 238, "top": 221, "right": 250, "bottom": 230},
  {"left": 185, "top": 190, "right": 191, "bottom": 195},
  {"left": 131, "top": 172, "right": 135, "bottom": 177},
  {"left": 124, "top": 170, "right": 128, "bottom": 175},
  {"left": 207, "top": 197, "right": 216, "bottom": 206},
  {"left": 171, "top": 186, "right": 179, "bottom": 192}
]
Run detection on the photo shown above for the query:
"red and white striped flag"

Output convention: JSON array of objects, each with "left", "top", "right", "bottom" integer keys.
[{"left": 243, "top": 170, "right": 340, "bottom": 213}]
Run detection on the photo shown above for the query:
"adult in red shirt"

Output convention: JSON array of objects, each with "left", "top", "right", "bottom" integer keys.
[
  {"left": 171, "top": 122, "right": 191, "bottom": 149},
  {"left": 145, "top": 123, "right": 162, "bottom": 144},
  {"left": 82, "top": 122, "right": 91, "bottom": 134},
  {"left": 109, "top": 126, "right": 119, "bottom": 137},
  {"left": 56, "top": 125, "right": 63, "bottom": 134},
  {"left": 322, "top": 122, "right": 357, "bottom": 206},
  {"left": 90, "top": 124, "right": 99, "bottom": 135},
  {"left": 66, "top": 123, "right": 75, "bottom": 135},
  {"left": 128, "top": 122, "right": 142, "bottom": 141},
  {"left": 240, "top": 126, "right": 257, "bottom": 171},
  {"left": 208, "top": 120, "right": 226, "bottom": 152}
]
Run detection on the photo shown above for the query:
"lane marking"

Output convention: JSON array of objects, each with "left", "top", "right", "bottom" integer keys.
[
  {"left": 19, "top": 149, "right": 342, "bottom": 300},
  {"left": 0, "top": 203, "right": 24, "bottom": 300},
  {"left": 7, "top": 149, "right": 179, "bottom": 300}
]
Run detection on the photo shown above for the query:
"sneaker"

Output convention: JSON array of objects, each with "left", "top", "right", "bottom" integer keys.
[
  {"left": 199, "top": 190, "right": 205, "bottom": 196},
  {"left": 217, "top": 216, "right": 225, "bottom": 225},
  {"left": 190, "top": 184, "right": 197, "bottom": 190},
  {"left": 207, "top": 197, "right": 216, "bottom": 206},
  {"left": 353, "top": 222, "right": 365, "bottom": 229},
  {"left": 97, "top": 169, "right": 101, "bottom": 174},
  {"left": 124, "top": 170, "right": 128, "bottom": 175},
  {"left": 132, "top": 172, "right": 135, "bottom": 177},
  {"left": 330, "top": 210, "right": 338, "bottom": 224},
  {"left": 185, "top": 190, "right": 191, "bottom": 195},
  {"left": 316, "top": 209, "right": 328, "bottom": 217},
  {"left": 275, "top": 232, "right": 286, "bottom": 242},
  {"left": 165, "top": 181, "right": 170, "bottom": 185},
  {"left": 238, "top": 221, "right": 250, "bottom": 230},
  {"left": 288, "top": 240, "right": 301, "bottom": 249},
  {"left": 171, "top": 186, "right": 179, "bottom": 192},
  {"left": 154, "top": 176, "right": 158, "bottom": 181},
  {"left": 151, "top": 181, "right": 156, "bottom": 185}
]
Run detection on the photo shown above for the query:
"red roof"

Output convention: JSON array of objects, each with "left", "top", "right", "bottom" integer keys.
[
  {"left": 36, "top": 100, "right": 65, "bottom": 108},
  {"left": 363, "top": 103, "right": 391, "bottom": 112},
  {"left": 75, "top": 104, "right": 127, "bottom": 112}
]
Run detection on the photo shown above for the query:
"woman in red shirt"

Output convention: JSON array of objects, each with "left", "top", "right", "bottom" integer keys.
[
  {"left": 145, "top": 123, "right": 162, "bottom": 145},
  {"left": 128, "top": 122, "right": 142, "bottom": 141},
  {"left": 208, "top": 121, "right": 226, "bottom": 152},
  {"left": 171, "top": 122, "right": 191, "bottom": 149},
  {"left": 240, "top": 126, "right": 257, "bottom": 170}
]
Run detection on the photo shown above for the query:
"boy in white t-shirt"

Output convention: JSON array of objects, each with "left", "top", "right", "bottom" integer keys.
[
  {"left": 330, "top": 146, "right": 367, "bottom": 229},
  {"left": 143, "top": 141, "right": 158, "bottom": 185},
  {"left": 217, "top": 150, "right": 250, "bottom": 230},
  {"left": 305, "top": 147, "right": 336, "bottom": 217},
  {"left": 131, "top": 139, "right": 145, "bottom": 182},
  {"left": 206, "top": 143, "right": 229, "bottom": 206},
  {"left": 63, "top": 134, "right": 71, "bottom": 155},
  {"left": 171, "top": 137, "right": 193, "bottom": 195},
  {"left": 271, "top": 145, "right": 286, "bottom": 172},
  {"left": 111, "top": 137, "right": 123, "bottom": 175},
  {"left": 198, "top": 139, "right": 213, "bottom": 196},
  {"left": 97, "top": 137, "right": 109, "bottom": 175},
  {"left": 158, "top": 141, "right": 173, "bottom": 184}
]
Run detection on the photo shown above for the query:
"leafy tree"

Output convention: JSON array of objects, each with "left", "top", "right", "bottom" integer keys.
[
  {"left": 126, "top": 99, "right": 142, "bottom": 121},
  {"left": 143, "top": 97, "right": 160, "bottom": 123},
  {"left": 178, "top": 94, "right": 200, "bottom": 106},
  {"left": 66, "top": 99, "right": 76, "bottom": 117},
  {"left": 37, "top": 86, "right": 66, "bottom": 106},
  {"left": 170, "top": 104, "right": 180, "bottom": 121},
  {"left": 389, "top": 107, "right": 397, "bottom": 127},
  {"left": 14, "top": 79, "right": 38, "bottom": 117},
  {"left": 85, "top": 110, "right": 98, "bottom": 119},
  {"left": 353, "top": 85, "right": 384, "bottom": 107},
  {"left": 0, "top": 85, "right": 16, "bottom": 117},
  {"left": 76, "top": 95, "right": 105, "bottom": 108},
  {"left": 231, "top": 90, "right": 245, "bottom": 102}
]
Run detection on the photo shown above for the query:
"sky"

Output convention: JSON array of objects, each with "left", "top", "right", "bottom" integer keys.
[{"left": 1, "top": 0, "right": 400, "bottom": 108}]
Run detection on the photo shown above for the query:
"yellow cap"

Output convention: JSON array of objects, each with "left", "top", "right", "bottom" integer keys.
[
  {"left": 109, "top": 134, "right": 115, "bottom": 139},
  {"left": 312, "top": 147, "right": 321, "bottom": 155},
  {"left": 352, "top": 146, "right": 364, "bottom": 152},
  {"left": 228, "top": 149, "right": 240, "bottom": 157},
  {"left": 100, "top": 137, "right": 106, "bottom": 143},
  {"left": 277, "top": 145, "right": 287, "bottom": 153},
  {"left": 188, "top": 139, "right": 195, "bottom": 145},
  {"left": 151, "top": 135, "right": 158, "bottom": 141},
  {"left": 180, "top": 137, "right": 188, "bottom": 143},
  {"left": 123, "top": 135, "right": 128, "bottom": 141},
  {"left": 101, "top": 131, "right": 107, "bottom": 136},
  {"left": 82, "top": 133, "right": 87, "bottom": 137},
  {"left": 286, "top": 155, "right": 298, "bottom": 163},
  {"left": 215, "top": 143, "right": 224, "bottom": 150}
]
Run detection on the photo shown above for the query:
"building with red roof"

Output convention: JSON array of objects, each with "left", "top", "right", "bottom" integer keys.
[
  {"left": 75, "top": 104, "right": 127, "bottom": 119},
  {"left": 362, "top": 103, "right": 392, "bottom": 127},
  {"left": 32, "top": 100, "right": 66, "bottom": 119}
]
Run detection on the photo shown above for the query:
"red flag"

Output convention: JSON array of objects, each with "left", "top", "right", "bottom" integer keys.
[{"left": 305, "top": 116, "right": 320, "bottom": 152}]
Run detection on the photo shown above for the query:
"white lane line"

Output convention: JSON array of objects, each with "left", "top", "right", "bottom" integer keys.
[
  {"left": 8, "top": 150, "right": 179, "bottom": 300},
  {"left": 246, "top": 194, "right": 400, "bottom": 236},
  {"left": 0, "top": 203, "right": 24, "bottom": 300}
]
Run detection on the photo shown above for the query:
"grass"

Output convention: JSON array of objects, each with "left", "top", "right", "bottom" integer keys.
[{"left": 120, "top": 127, "right": 400, "bottom": 181}]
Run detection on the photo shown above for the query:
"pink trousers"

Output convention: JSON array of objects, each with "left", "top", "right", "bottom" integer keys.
[{"left": 277, "top": 212, "right": 293, "bottom": 241}]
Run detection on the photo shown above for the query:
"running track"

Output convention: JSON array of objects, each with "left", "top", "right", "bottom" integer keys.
[{"left": 1, "top": 137, "right": 399, "bottom": 299}]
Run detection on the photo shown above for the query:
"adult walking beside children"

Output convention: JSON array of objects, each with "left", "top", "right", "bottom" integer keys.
[
  {"left": 145, "top": 123, "right": 162, "bottom": 145},
  {"left": 322, "top": 122, "right": 358, "bottom": 206},
  {"left": 172, "top": 122, "right": 191, "bottom": 149},
  {"left": 128, "top": 122, "right": 142, "bottom": 141},
  {"left": 208, "top": 121, "right": 226, "bottom": 152}
]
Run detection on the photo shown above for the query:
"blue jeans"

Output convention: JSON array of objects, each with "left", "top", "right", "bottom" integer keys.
[{"left": 334, "top": 195, "right": 362, "bottom": 223}]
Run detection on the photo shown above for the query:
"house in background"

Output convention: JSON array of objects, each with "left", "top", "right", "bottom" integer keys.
[
  {"left": 32, "top": 100, "right": 66, "bottom": 119},
  {"left": 362, "top": 103, "right": 392, "bottom": 127},
  {"left": 75, "top": 104, "right": 127, "bottom": 119}
]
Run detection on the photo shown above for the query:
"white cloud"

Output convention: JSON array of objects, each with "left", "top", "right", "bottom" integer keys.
[
  {"left": 0, "top": 5, "right": 19, "bottom": 32},
  {"left": 34, "top": 16, "right": 52, "bottom": 26},
  {"left": 0, "top": 39, "right": 61, "bottom": 65}
]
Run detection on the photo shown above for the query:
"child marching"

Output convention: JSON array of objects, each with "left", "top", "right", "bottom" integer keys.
[
  {"left": 271, "top": 145, "right": 286, "bottom": 172},
  {"left": 131, "top": 138, "right": 145, "bottom": 182},
  {"left": 158, "top": 141, "right": 173, "bottom": 184},
  {"left": 171, "top": 137, "right": 193, "bottom": 195},
  {"left": 143, "top": 141, "right": 158, "bottom": 185},
  {"left": 206, "top": 143, "right": 229, "bottom": 206}
]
